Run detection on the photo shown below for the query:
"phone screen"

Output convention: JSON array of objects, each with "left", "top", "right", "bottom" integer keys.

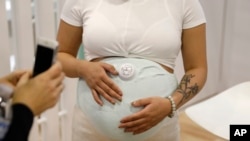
[{"left": 32, "top": 44, "right": 55, "bottom": 77}]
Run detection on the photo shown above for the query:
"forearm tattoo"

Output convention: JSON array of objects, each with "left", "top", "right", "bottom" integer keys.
[{"left": 177, "top": 74, "right": 199, "bottom": 104}]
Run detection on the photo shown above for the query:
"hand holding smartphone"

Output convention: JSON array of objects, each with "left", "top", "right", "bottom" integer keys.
[{"left": 32, "top": 37, "right": 58, "bottom": 77}]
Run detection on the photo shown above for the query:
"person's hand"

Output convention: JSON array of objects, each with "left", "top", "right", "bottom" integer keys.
[
  {"left": 81, "top": 61, "right": 123, "bottom": 106},
  {"left": 118, "top": 96, "right": 171, "bottom": 135},
  {"left": 0, "top": 70, "right": 27, "bottom": 89},
  {"left": 12, "top": 62, "right": 65, "bottom": 115}
]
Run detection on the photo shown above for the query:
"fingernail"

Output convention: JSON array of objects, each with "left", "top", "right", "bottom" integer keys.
[
  {"left": 118, "top": 97, "right": 122, "bottom": 101},
  {"left": 119, "top": 92, "right": 123, "bottom": 95}
]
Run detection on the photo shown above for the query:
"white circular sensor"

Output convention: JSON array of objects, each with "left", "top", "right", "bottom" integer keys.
[{"left": 118, "top": 63, "right": 135, "bottom": 80}]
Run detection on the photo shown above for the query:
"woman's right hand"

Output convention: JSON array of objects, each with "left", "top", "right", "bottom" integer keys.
[{"left": 80, "top": 61, "right": 123, "bottom": 106}]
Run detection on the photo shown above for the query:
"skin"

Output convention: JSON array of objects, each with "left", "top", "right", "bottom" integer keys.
[
  {"left": 0, "top": 70, "right": 27, "bottom": 89},
  {"left": 0, "top": 62, "right": 65, "bottom": 115},
  {"left": 56, "top": 20, "right": 122, "bottom": 105},
  {"left": 57, "top": 19, "right": 207, "bottom": 134},
  {"left": 119, "top": 24, "right": 207, "bottom": 134}
]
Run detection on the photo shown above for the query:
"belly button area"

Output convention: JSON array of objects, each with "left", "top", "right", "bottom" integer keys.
[{"left": 118, "top": 63, "right": 136, "bottom": 80}]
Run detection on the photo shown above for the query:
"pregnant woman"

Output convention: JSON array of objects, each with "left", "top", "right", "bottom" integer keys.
[{"left": 57, "top": 0, "right": 207, "bottom": 140}]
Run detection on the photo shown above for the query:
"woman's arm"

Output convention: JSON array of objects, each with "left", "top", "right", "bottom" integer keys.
[
  {"left": 119, "top": 23, "right": 207, "bottom": 134},
  {"left": 57, "top": 20, "right": 83, "bottom": 77},
  {"left": 172, "top": 23, "right": 207, "bottom": 108},
  {"left": 56, "top": 20, "right": 122, "bottom": 105}
]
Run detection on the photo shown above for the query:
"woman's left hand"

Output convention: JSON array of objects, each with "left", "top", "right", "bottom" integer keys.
[{"left": 119, "top": 96, "right": 172, "bottom": 135}]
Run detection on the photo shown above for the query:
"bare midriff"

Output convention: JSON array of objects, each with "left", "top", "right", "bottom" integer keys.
[{"left": 91, "top": 56, "right": 174, "bottom": 74}]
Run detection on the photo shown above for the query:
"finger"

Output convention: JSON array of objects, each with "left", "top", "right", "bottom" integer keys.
[
  {"left": 95, "top": 86, "right": 115, "bottom": 104},
  {"left": 42, "top": 62, "right": 62, "bottom": 79},
  {"left": 50, "top": 83, "right": 64, "bottom": 104},
  {"left": 92, "top": 89, "right": 103, "bottom": 106},
  {"left": 120, "top": 110, "right": 146, "bottom": 123},
  {"left": 10, "top": 70, "right": 27, "bottom": 78},
  {"left": 8, "top": 70, "right": 27, "bottom": 84},
  {"left": 98, "top": 80, "right": 122, "bottom": 101},
  {"left": 133, "top": 125, "right": 152, "bottom": 135},
  {"left": 119, "top": 117, "right": 145, "bottom": 128},
  {"left": 54, "top": 83, "right": 65, "bottom": 97},
  {"left": 102, "top": 77, "right": 123, "bottom": 96},
  {"left": 101, "top": 63, "right": 118, "bottom": 75},
  {"left": 16, "top": 72, "right": 30, "bottom": 87},
  {"left": 125, "top": 122, "right": 148, "bottom": 133},
  {"left": 42, "top": 72, "right": 64, "bottom": 92},
  {"left": 58, "top": 83, "right": 65, "bottom": 94},
  {"left": 53, "top": 72, "right": 65, "bottom": 87},
  {"left": 132, "top": 98, "right": 151, "bottom": 107}
]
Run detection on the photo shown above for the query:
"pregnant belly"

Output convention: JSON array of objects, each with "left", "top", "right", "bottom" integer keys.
[{"left": 77, "top": 58, "right": 178, "bottom": 141}]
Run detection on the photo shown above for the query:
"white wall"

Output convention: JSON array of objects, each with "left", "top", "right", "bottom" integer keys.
[
  {"left": 220, "top": 0, "right": 250, "bottom": 89},
  {"left": 0, "top": 0, "right": 11, "bottom": 76}
]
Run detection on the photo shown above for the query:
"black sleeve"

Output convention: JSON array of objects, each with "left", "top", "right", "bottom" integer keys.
[{"left": 3, "top": 104, "right": 34, "bottom": 141}]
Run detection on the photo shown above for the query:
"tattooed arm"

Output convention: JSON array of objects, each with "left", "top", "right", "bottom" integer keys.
[{"left": 173, "top": 23, "right": 207, "bottom": 108}]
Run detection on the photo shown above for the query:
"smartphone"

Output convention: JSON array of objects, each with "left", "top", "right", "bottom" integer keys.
[{"left": 32, "top": 37, "right": 58, "bottom": 77}]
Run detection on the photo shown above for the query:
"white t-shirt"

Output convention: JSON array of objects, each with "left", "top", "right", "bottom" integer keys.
[{"left": 61, "top": 0, "right": 206, "bottom": 69}]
